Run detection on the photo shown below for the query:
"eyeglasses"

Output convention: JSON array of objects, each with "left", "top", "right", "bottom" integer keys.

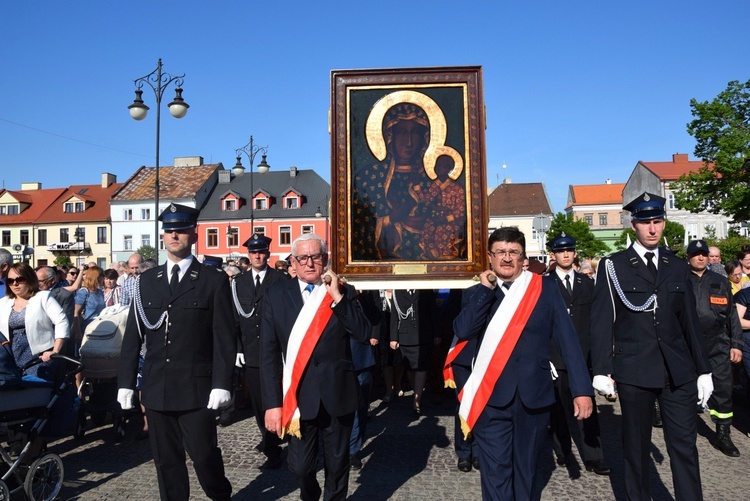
[
  {"left": 6, "top": 277, "right": 27, "bottom": 286},
  {"left": 68, "top": 271, "right": 78, "bottom": 276},
  {"left": 293, "top": 254, "right": 325, "bottom": 265},
  {"left": 488, "top": 249, "right": 522, "bottom": 259}
]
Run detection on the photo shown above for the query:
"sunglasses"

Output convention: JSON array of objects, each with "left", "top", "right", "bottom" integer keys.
[
  {"left": 68, "top": 271, "right": 78, "bottom": 276},
  {"left": 6, "top": 277, "right": 27, "bottom": 286}
]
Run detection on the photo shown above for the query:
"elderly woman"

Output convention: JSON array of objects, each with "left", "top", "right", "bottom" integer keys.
[
  {"left": 0, "top": 262, "right": 69, "bottom": 381},
  {"left": 726, "top": 259, "right": 749, "bottom": 295}
]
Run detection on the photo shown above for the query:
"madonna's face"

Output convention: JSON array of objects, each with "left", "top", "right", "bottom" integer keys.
[{"left": 392, "top": 120, "right": 426, "bottom": 164}]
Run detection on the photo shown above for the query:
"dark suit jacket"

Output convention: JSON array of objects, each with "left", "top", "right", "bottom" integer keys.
[
  {"left": 118, "top": 258, "right": 236, "bottom": 412},
  {"left": 547, "top": 271, "right": 595, "bottom": 370},
  {"left": 389, "top": 289, "right": 436, "bottom": 345},
  {"left": 453, "top": 278, "right": 593, "bottom": 410},
  {"left": 590, "top": 246, "right": 711, "bottom": 388},
  {"left": 234, "top": 267, "right": 288, "bottom": 367},
  {"left": 260, "top": 278, "right": 371, "bottom": 419}
]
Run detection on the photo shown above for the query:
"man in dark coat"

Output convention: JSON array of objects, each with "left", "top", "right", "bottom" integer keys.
[
  {"left": 231, "top": 233, "right": 288, "bottom": 467},
  {"left": 118, "top": 203, "right": 235, "bottom": 501},
  {"left": 261, "top": 233, "right": 371, "bottom": 500},
  {"left": 546, "top": 233, "right": 609, "bottom": 475},
  {"left": 591, "top": 192, "right": 713, "bottom": 501}
]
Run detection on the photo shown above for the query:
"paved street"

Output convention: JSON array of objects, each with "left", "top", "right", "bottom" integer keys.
[{"left": 40, "top": 388, "right": 750, "bottom": 500}]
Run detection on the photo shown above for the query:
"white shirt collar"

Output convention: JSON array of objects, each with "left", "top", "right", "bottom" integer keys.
[
  {"left": 166, "top": 255, "right": 194, "bottom": 281},
  {"left": 632, "top": 241, "right": 659, "bottom": 267}
]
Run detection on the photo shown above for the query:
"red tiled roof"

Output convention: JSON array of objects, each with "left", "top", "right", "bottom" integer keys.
[
  {"left": 488, "top": 183, "right": 552, "bottom": 216},
  {"left": 36, "top": 182, "right": 123, "bottom": 224},
  {"left": 0, "top": 188, "right": 67, "bottom": 224},
  {"left": 111, "top": 164, "right": 220, "bottom": 201},
  {"left": 566, "top": 183, "right": 625, "bottom": 209},
  {"left": 639, "top": 153, "right": 712, "bottom": 181}
]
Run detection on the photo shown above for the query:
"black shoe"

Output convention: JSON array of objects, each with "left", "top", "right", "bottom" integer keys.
[
  {"left": 584, "top": 459, "right": 611, "bottom": 475},
  {"left": 471, "top": 456, "right": 480, "bottom": 471},
  {"left": 218, "top": 411, "right": 233, "bottom": 427},
  {"left": 556, "top": 453, "right": 568, "bottom": 466},
  {"left": 457, "top": 458, "right": 472, "bottom": 472},
  {"left": 259, "top": 456, "right": 283, "bottom": 469},
  {"left": 715, "top": 424, "right": 741, "bottom": 457},
  {"left": 350, "top": 455, "right": 363, "bottom": 470},
  {"left": 254, "top": 441, "right": 264, "bottom": 453},
  {"left": 652, "top": 400, "right": 663, "bottom": 428}
]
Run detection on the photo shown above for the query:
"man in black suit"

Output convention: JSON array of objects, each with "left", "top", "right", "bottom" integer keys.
[
  {"left": 231, "top": 233, "right": 288, "bottom": 467},
  {"left": 261, "top": 233, "right": 371, "bottom": 501},
  {"left": 591, "top": 192, "right": 713, "bottom": 501},
  {"left": 546, "top": 233, "right": 609, "bottom": 475},
  {"left": 118, "top": 203, "right": 235, "bottom": 501}
]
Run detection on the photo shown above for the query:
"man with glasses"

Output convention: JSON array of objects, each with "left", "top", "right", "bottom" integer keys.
[
  {"left": 0, "top": 248, "right": 11, "bottom": 297},
  {"left": 227, "top": 234, "right": 287, "bottom": 468},
  {"left": 36, "top": 266, "right": 75, "bottom": 353},
  {"left": 261, "top": 233, "right": 371, "bottom": 500},
  {"left": 452, "top": 226, "right": 593, "bottom": 500}
]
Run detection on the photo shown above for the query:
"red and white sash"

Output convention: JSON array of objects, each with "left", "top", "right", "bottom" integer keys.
[
  {"left": 457, "top": 271, "right": 542, "bottom": 439},
  {"left": 281, "top": 284, "right": 333, "bottom": 438},
  {"left": 443, "top": 338, "right": 468, "bottom": 389}
]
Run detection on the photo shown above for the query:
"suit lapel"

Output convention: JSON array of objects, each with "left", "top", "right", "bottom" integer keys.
[
  {"left": 286, "top": 277, "right": 304, "bottom": 312},
  {"left": 155, "top": 266, "right": 171, "bottom": 300},
  {"left": 627, "top": 246, "right": 655, "bottom": 284},
  {"left": 169, "top": 259, "right": 199, "bottom": 302},
  {"left": 654, "top": 247, "right": 671, "bottom": 288}
]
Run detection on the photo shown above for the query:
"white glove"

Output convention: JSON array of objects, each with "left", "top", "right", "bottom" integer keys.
[
  {"left": 592, "top": 375, "right": 615, "bottom": 396},
  {"left": 235, "top": 353, "right": 245, "bottom": 368},
  {"left": 117, "top": 388, "right": 134, "bottom": 410},
  {"left": 207, "top": 389, "right": 232, "bottom": 410},
  {"left": 697, "top": 374, "right": 714, "bottom": 408},
  {"left": 549, "top": 362, "right": 559, "bottom": 381}
]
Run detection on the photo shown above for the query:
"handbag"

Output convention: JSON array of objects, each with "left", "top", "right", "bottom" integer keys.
[{"left": 0, "top": 335, "right": 22, "bottom": 389}]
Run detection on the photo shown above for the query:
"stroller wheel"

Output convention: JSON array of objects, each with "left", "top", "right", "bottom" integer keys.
[
  {"left": 0, "top": 479, "right": 10, "bottom": 501},
  {"left": 23, "top": 453, "right": 64, "bottom": 501},
  {"left": 74, "top": 407, "right": 87, "bottom": 440}
]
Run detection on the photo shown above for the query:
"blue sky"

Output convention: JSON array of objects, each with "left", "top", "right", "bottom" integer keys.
[{"left": 2, "top": 1, "right": 748, "bottom": 213}]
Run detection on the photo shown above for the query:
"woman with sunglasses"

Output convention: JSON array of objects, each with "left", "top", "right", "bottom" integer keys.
[
  {"left": 0, "top": 262, "right": 69, "bottom": 381},
  {"left": 63, "top": 265, "right": 85, "bottom": 293}
]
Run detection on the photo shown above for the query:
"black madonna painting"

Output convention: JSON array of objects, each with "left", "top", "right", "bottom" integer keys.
[{"left": 331, "top": 67, "right": 487, "bottom": 284}]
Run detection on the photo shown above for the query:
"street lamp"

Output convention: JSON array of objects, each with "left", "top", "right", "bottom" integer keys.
[
  {"left": 128, "top": 58, "right": 189, "bottom": 263},
  {"left": 234, "top": 136, "right": 270, "bottom": 233}
]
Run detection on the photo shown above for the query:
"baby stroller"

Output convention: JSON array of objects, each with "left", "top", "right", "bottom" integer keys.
[
  {"left": 1, "top": 354, "right": 83, "bottom": 501},
  {"left": 75, "top": 305, "right": 128, "bottom": 441}
]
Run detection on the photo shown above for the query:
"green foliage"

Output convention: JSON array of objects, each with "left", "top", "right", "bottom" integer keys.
[
  {"left": 53, "top": 255, "right": 72, "bottom": 267},
  {"left": 706, "top": 234, "right": 750, "bottom": 262},
  {"left": 672, "top": 79, "right": 750, "bottom": 222},
  {"left": 137, "top": 245, "right": 156, "bottom": 262},
  {"left": 547, "top": 213, "right": 609, "bottom": 258},
  {"left": 613, "top": 220, "right": 686, "bottom": 257},
  {"left": 703, "top": 225, "right": 717, "bottom": 240}
]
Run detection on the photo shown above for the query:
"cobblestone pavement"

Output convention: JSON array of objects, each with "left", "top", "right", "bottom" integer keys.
[{"left": 35, "top": 389, "right": 750, "bottom": 500}]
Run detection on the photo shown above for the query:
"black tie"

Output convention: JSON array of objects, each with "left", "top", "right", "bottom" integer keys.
[
  {"left": 564, "top": 274, "right": 573, "bottom": 296},
  {"left": 645, "top": 252, "right": 657, "bottom": 278},
  {"left": 502, "top": 281, "right": 512, "bottom": 290},
  {"left": 255, "top": 274, "right": 261, "bottom": 289},
  {"left": 170, "top": 264, "right": 180, "bottom": 292}
]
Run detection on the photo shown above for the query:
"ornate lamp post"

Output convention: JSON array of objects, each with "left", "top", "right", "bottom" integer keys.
[
  {"left": 233, "top": 136, "right": 270, "bottom": 233},
  {"left": 128, "top": 58, "right": 189, "bottom": 263}
]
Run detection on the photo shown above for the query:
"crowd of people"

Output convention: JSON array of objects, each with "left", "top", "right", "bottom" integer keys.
[{"left": 2, "top": 192, "right": 750, "bottom": 500}]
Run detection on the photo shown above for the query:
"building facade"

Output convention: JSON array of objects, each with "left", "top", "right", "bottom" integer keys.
[{"left": 565, "top": 180, "right": 626, "bottom": 252}]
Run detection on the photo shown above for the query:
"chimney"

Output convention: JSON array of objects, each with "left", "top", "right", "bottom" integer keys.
[
  {"left": 101, "top": 172, "right": 116, "bottom": 188},
  {"left": 174, "top": 156, "right": 204, "bottom": 167},
  {"left": 290, "top": 166, "right": 298, "bottom": 177},
  {"left": 503, "top": 178, "right": 512, "bottom": 184},
  {"left": 21, "top": 182, "right": 42, "bottom": 190},
  {"left": 218, "top": 170, "right": 231, "bottom": 184},
  {"left": 605, "top": 179, "right": 611, "bottom": 184},
  {"left": 672, "top": 153, "right": 689, "bottom": 163}
]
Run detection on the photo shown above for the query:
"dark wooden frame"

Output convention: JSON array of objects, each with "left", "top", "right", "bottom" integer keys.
[{"left": 330, "top": 66, "right": 487, "bottom": 287}]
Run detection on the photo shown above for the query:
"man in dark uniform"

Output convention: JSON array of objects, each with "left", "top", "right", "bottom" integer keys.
[
  {"left": 591, "top": 192, "right": 713, "bottom": 501},
  {"left": 117, "top": 203, "right": 235, "bottom": 501},
  {"left": 686, "top": 239, "right": 743, "bottom": 457},
  {"left": 546, "top": 233, "right": 609, "bottom": 475},
  {"left": 231, "top": 233, "right": 288, "bottom": 468}
]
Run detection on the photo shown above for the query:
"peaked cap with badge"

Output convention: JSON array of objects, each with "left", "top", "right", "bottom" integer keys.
[
  {"left": 243, "top": 233, "right": 272, "bottom": 252},
  {"left": 159, "top": 203, "right": 200, "bottom": 231},
  {"left": 547, "top": 232, "right": 577, "bottom": 252},
  {"left": 623, "top": 192, "right": 666, "bottom": 221},
  {"left": 686, "top": 239, "right": 709, "bottom": 257}
]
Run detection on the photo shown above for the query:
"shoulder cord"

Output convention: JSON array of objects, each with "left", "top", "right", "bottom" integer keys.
[
  {"left": 605, "top": 258, "right": 658, "bottom": 318},
  {"left": 392, "top": 292, "right": 414, "bottom": 321},
  {"left": 231, "top": 278, "right": 255, "bottom": 318},
  {"left": 133, "top": 275, "right": 169, "bottom": 332}
]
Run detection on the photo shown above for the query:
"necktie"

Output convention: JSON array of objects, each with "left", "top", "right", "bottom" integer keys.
[
  {"left": 170, "top": 264, "right": 180, "bottom": 292},
  {"left": 645, "top": 252, "right": 657, "bottom": 278},
  {"left": 502, "top": 281, "right": 512, "bottom": 290},
  {"left": 303, "top": 283, "right": 314, "bottom": 303},
  {"left": 564, "top": 274, "right": 573, "bottom": 296},
  {"left": 255, "top": 274, "right": 261, "bottom": 289}
]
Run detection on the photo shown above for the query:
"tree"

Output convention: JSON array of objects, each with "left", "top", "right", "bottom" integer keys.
[
  {"left": 671, "top": 79, "right": 750, "bottom": 222},
  {"left": 137, "top": 245, "right": 156, "bottom": 262},
  {"left": 546, "top": 212, "right": 609, "bottom": 258},
  {"left": 54, "top": 255, "right": 72, "bottom": 267},
  {"left": 614, "top": 220, "right": 687, "bottom": 256}
]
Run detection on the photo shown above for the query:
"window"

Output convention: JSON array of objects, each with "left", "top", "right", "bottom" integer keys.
[
  {"left": 254, "top": 198, "right": 267, "bottom": 210},
  {"left": 38, "top": 229, "right": 47, "bottom": 246},
  {"left": 124, "top": 235, "right": 133, "bottom": 250},
  {"left": 141, "top": 208, "right": 151, "bottom": 220},
  {"left": 97, "top": 258, "right": 107, "bottom": 268},
  {"left": 224, "top": 199, "right": 236, "bottom": 211},
  {"left": 60, "top": 228, "right": 69, "bottom": 243},
  {"left": 7, "top": 205, "right": 18, "bottom": 215},
  {"left": 253, "top": 226, "right": 266, "bottom": 237},
  {"left": 20, "top": 230, "right": 29, "bottom": 246},
  {"left": 686, "top": 223, "right": 698, "bottom": 241},
  {"left": 123, "top": 209, "right": 133, "bottom": 221},
  {"left": 584, "top": 213, "right": 593, "bottom": 226},
  {"left": 0, "top": 206, "right": 5, "bottom": 215},
  {"left": 598, "top": 213, "right": 608, "bottom": 226},
  {"left": 75, "top": 202, "right": 84, "bottom": 212},
  {"left": 207, "top": 228, "right": 218, "bottom": 248},
  {"left": 302, "top": 225, "right": 313, "bottom": 234},
  {"left": 74, "top": 227, "right": 85, "bottom": 242},
  {"left": 64, "top": 202, "right": 73, "bottom": 213},
  {"left": 97, "top": 226, "right": 107, "bottom": 244},
  {"left": 285, "top": 197, "right": 298, "bottom": 209},
  {"left": 37, "top": 259, "right": 48, "bottom": 267},
  {"left": 280, "top": 225, "right": 291, "bottom": 246},
  {"left": 619, "top": 211, "right": 626, "bottom": 227},
  {"left": 668, "top": 193, "right": 675, "bottom": 210},
  {"left": 1, "top": 231, "right": 9, "bottom": 246},
  {"left": 227, "top": 227, "right": 239, "bottom": 247},
  {"left": 141, "top": 235, "right": 150, "bottom": 248}
]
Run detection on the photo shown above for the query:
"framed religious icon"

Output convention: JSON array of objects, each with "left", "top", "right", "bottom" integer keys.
[{"left": 330, "top": 66, "right": 488, "bottom": 289}]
